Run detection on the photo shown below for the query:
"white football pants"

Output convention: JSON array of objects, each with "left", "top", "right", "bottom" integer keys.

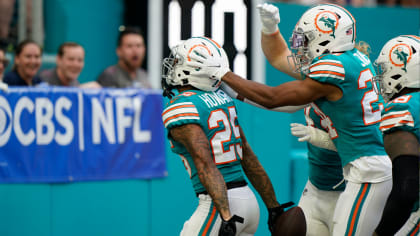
[
  {"left": 298, "top": 180, "right": 342, "bottom": 236},
  {"left": 332, "top": 155, "right": 392, "bottom": 236},
  {"left": 180, "top": 185, "right": 260, "bottom": 236}
]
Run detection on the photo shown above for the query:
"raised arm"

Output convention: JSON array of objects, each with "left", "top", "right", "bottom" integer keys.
[
  {"left": 257, "top": 3, "right": 301, "bottom": 80},
  {"left": 170, "top": 123, "right": 232, "bottom": 221}
]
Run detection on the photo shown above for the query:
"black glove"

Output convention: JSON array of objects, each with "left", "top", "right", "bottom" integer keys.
[
  {"left": 219, "top": 215, "right": 244, "bottom": 236},
  {"left": 267, "top": 201, "right": 294, "bottom": 233}
]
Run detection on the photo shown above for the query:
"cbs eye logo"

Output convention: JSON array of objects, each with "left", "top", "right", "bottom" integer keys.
[{"left": 0, "top": 96, "right": 12, "bottom": 146}]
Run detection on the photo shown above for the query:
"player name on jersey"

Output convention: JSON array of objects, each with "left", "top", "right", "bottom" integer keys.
[{"left": 198, "top": 90, "right": 233, "bottom": 108}]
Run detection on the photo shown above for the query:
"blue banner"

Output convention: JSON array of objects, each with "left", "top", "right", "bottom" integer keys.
[{"left": 0, "top": 87, "right": 166, "bottom": 183}]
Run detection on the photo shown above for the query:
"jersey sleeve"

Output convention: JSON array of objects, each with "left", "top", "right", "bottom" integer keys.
[
  {"left": 380, "top": 102, "right": 415, "bottom": 135},
  {"left": 162, "top": 95, "right": 200, "bottom": 129},
  {"left": 307, "top": 55, "right": 345, "bottom": 90}
]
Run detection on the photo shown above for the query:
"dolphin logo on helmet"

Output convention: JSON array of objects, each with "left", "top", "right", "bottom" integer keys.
[
  {"left": 289, "top": 4, "right": 356, "bottom": 74},
  {"left": 391, "top": 45, "right": 411, "bottom": 72},
  {"left": 316, "top": 12, "right": 338, "bottom": 38}
]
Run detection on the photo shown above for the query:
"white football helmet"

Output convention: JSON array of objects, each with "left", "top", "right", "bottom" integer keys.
[
  {"left": 289, "top": 4, "right": 356, "bottom": 74},
  {"left": 162, "top": 36, "right": 228, "bottom": 97},
  {"left": 373, "top": 35, "right": 420, "bottom": 102}
]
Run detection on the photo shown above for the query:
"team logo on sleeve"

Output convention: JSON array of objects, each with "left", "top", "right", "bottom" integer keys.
[
  {"left": 390, "top": 43, "right": 412, "bottom": 72},
  {"left": 315, "top": 11, "right": 339, "bottom": 38}
]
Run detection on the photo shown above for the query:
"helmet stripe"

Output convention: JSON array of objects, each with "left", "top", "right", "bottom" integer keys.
[
  {"left": 187, "top": 44, "right": 211, "bottom": 61},
  {"left": 322, "top": 4, "right": 356, "bottom": 43},
  {"left": 204, "top": 37, "right": 222, "bottom": 48},
  {"left": 192, "top": 36, "right": 222, "bottom": 56},
  {"left": 400, "top": 35, "right": 420, "bottom": 43}
]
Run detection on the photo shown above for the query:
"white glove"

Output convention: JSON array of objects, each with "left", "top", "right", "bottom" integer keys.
[
  {"left": 257, "top": 3, "right": 280, "bottom": 35},
  {"left": 290, "top": 123, "right": 337, "bottom": 151},
  {"left": 290, "top": 123, "right": 312, "bottom": 142},
  {"left": 186, "top": 49, "right": 231, "bottom": 81},
  {"left": 0, "top": 81, "right": 8, "bottom": 92}
]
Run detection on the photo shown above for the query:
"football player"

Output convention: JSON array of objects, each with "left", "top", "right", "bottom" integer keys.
[
  {"left": 161, "top": 36, "right": 289, "bottom": 236},
  {"left": 290, "top": 108, "right": 344, "bottom": 236},
  {"left": 186, "top": 4, "right": 392, "bottom": 235},
  {"left": 286, "top": 41, "right": 372, "bottom": 236},
  {"left": 222, "top": 81, "right": 344, "bottom": 236},
  {"left": 372, "top": 35, "right": 420, "bottom": 236}
]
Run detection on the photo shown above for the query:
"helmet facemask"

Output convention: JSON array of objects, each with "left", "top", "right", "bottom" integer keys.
[
  {"left": 161, "top": 46, "right": 182, "bottom": 98},
  {"left": 372, "top": 60, "right": 394, "bottom": 102},
  {"left": 288, "top": 29, "right": 316, "bottom": 74}
]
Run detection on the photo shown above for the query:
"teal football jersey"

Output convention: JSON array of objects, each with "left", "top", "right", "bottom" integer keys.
[
  {"left": 308, "top": 48, "right": 387, "bottom": 166},
  {"left": 380, "top": 92, "right": 420, "bottom": 141},
  {"left": 304, "top": 106, "right": 345, "bottom": 191},
  {"left": 162, "top": 89, "right": 245, "bottom": 194}
]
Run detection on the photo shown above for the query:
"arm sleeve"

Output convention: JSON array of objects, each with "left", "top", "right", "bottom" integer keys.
[{"left": 375, "top": 154, "right": 419, "bottom": 235}]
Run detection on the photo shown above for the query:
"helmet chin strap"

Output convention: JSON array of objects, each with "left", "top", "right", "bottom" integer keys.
[{"left": 161, "top": 79, "right": 175, "bottom": 98}]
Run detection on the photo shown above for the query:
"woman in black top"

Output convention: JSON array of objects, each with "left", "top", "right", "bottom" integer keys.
[{"left": 3, "top": 39, "right": 43, "bottom": 86}]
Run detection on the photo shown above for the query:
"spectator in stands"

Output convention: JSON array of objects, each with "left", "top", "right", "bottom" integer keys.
[
  {"left": 377, "top": 0, "right": 420, "bottom": 7},
  {"left": 0, "top": 0, "right": 15, "bottom": 48},
  {"left": 3, "top": 39, "right": 42, "bottom": 86},
  {"left": 0, "top": 47, "right": 8, "bottom": 81},
  {"left": 0, "top": 47, "right": 8, "bottom": 91},
  {"left": 96, "top": 26, "right": 151, "bottom": 88},
  {"left": 39, "top": 42, "right": 84, "bottom": 86}
]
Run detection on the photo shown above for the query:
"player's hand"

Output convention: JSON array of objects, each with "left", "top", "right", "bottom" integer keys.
[
  {"left": 257, "top": 3, "right": 280, "bottom": 35},
  {"left": 268, "top": 201, "right": 294, "bottom": 233},
  {"left": 186, "top": 49, "right": 231, "bottom": 81},
  {"left": 219, "top": 215, "right": 244, "bottom": 236},
  {"left": 0, "top": 81, "right": 8, "bottom": 92},
  {"left": 290, "top": 123, "right": 314, "bottom": 142}
]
